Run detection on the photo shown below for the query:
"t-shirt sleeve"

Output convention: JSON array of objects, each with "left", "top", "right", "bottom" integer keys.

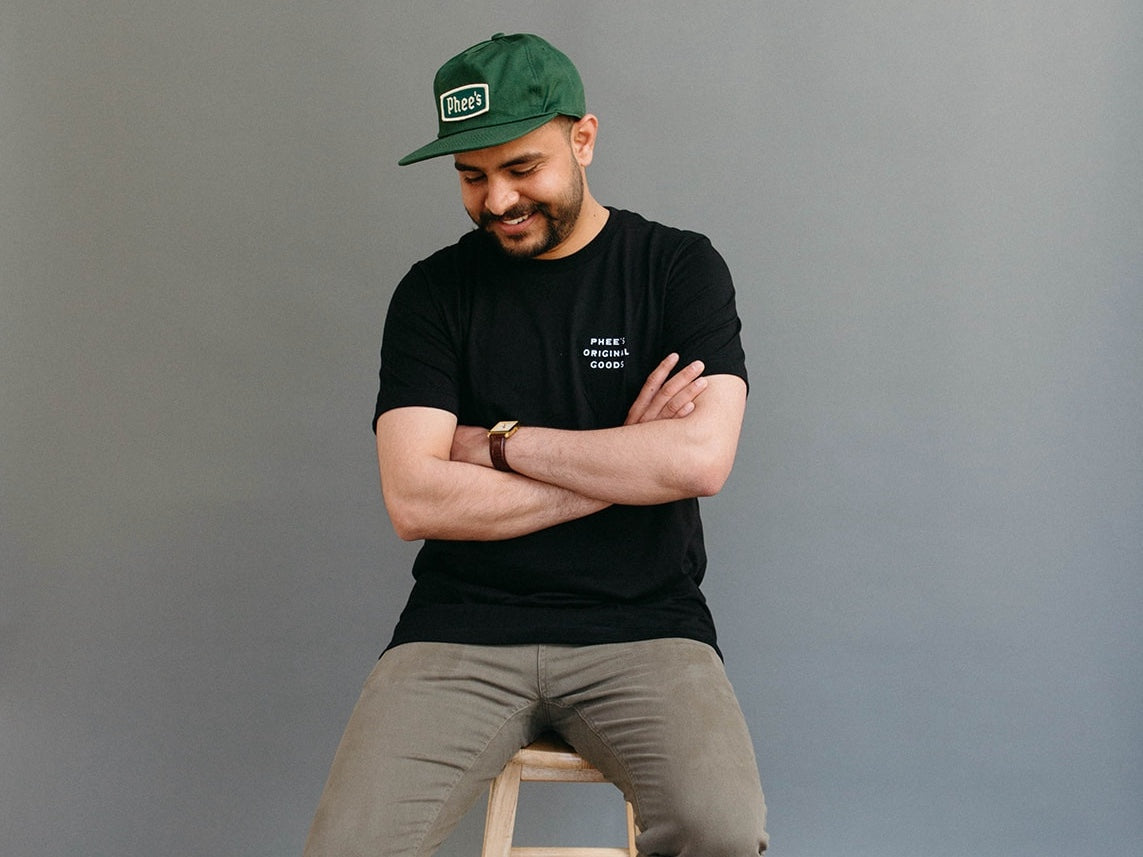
[
  {"left": 373, "top": 263, "right": 461, "bottom": 431},
  {"left": 663, "top": 235, "right": 749, "bottom": 390}
]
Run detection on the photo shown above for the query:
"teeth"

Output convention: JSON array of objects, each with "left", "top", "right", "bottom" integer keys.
[{"left": 504, "top": 214, "right": 530, "bottom": 225}]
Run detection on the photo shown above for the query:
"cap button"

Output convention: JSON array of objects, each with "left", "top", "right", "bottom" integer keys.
[{"left": 491, "top": 32, "right": 506, "bottom": 40}]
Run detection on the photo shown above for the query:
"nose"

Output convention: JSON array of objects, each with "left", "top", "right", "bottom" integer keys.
[{"left": 484, "top": 176, "right": 520, "bottom": 216}]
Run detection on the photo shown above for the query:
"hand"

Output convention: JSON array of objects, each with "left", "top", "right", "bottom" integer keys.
[{"left": 624, "top": 353, "right": 707, "bottom": 425}]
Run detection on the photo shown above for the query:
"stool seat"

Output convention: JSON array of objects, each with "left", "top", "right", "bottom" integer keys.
[{"left": 481, "top": 733, "right": 638, "bottom": 857}]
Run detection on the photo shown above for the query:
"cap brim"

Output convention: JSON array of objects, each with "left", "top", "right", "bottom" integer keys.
[{"left": 398, "top": 113, "right": 561, "bottom": 166}]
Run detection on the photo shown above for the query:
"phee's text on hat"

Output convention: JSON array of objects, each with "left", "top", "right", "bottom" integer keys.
[{"left": 440, "top": 84, "right": 490, "bottom": 122}]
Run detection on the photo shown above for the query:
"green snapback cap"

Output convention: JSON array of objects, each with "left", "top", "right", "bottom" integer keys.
[{"left": 398, "top": 32, "right": 586, "bottom": 166}]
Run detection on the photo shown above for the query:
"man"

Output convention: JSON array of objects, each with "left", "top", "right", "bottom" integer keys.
[{"left": 304, "top": 33, "right": 768, "bottom": 856}]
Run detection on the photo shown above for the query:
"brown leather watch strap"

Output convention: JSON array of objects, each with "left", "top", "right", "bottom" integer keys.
[
  {"left": 489, "top": 432, "right": 513, "bottom": 472},
  {"left": 488, "top": 420, "right": 519, "bottom": 473}
]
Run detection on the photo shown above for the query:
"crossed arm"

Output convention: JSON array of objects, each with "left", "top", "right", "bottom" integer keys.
[{"left": 375, "top": 354, "right": 747, "bottom": 542}]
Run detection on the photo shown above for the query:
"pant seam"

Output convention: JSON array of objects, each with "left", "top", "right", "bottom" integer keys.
[{"left": 546, "top": 699, "right": 643, "bottom": 829}]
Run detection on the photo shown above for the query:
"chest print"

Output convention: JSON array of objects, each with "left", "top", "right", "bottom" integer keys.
[{"left": 580, "top": 335, "right": 630, "bottom": 370}]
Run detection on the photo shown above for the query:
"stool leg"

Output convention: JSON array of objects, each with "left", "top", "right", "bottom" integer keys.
[
  {"left": 625, "top": 801, "right": 637, "bottom": 857},
  {"left": 482, "top": 759, "right": 524, "bottom": 857}
]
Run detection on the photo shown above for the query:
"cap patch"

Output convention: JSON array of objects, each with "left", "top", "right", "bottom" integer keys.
[{"left": 439, "top": 84, "right": 490, "bottom": 122}]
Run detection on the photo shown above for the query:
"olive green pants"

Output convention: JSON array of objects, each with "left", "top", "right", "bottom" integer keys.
[{"left": 303, "top": 638, "right": 768, "bottom": 856}]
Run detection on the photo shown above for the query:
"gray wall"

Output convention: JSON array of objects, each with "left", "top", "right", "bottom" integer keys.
[{"left": 3, "top": 2, "right": 1140, "bottom": 856}]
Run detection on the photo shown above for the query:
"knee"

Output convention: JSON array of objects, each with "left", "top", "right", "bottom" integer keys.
[{"left": 636, "top": 808, "right": 768, "bottom": 857}]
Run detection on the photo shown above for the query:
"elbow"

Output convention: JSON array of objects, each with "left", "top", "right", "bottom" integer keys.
[
  {"left": 660, "top": 400, "right": 743, "bottom": 500},
  {"left": 679, "top": 446, "right": 737, "bottom": 498},
  {"left": 390, "top": 514, "right": 425, "bottom": 543},
  {"left": 382, "top": 492, "right": 431, "bottom": 542},
  {"left": 690, "top": 464, "right": 732, "bottom": 498}
]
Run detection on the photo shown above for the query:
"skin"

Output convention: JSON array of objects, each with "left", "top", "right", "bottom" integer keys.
[
  {"left": 377, "top": 116, "right": 748, "bottom": 542},
  {"left": 453, "top": 115, "right": 608, "bottom": 260}
]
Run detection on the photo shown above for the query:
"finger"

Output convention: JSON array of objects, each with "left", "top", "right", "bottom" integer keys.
[
  {"left": 662, "top": 375, "right": 708, "bottom": 419},
  {"left": 639, "top": 360, "right": 704, "bottom": 422},
  {"left": 655, "top": 359, "right": 705, "bottom": 403},
  {"left": 629, "top": 359, "right": 707, "bottom": 424},
  {"left": 625, "top": 353, "right": 680, "bottom": 424}
]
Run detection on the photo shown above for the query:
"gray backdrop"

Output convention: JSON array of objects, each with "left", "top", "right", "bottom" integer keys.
[{"left": 3, "top": 2, "right": 1140, "bottom": 856}]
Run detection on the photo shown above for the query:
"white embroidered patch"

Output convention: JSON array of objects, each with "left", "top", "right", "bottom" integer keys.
[{"left": 439, "top": 84, "right": 490, "bottom": 122}]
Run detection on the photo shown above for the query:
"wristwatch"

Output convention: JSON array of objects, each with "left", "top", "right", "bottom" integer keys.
[{"left": 488, "top": 420, "right": 519, "bottom": 473}]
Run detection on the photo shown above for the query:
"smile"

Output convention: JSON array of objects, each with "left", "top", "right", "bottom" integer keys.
[
  {"left": 498, "top": 211, "right": 534, "bottom": 227},
  {"left": 488, "top": 210, "right": 539, "bottom": 238}
]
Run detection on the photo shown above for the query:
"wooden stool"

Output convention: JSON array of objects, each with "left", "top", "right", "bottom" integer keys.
[{"left": 481, "top": 733, "right": 638, "bottom": 857}]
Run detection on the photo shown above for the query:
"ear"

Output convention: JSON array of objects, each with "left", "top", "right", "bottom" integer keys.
[{"left": 569, "top": 114, "right": 599, "bottom": 168}]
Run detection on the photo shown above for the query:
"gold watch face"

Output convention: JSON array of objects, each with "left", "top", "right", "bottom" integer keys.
[{"left": 489, "top": 420, "right": 519, "bottom": 436}]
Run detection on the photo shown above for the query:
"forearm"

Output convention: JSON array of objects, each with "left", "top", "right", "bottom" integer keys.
[
  {"left": 391, "top": 461, "right": 607, "bottom": 542},
  {"left": 508, "top": 420, "right": 728, "bottom": 506},
  {"left": 377, "top": 409, "right": 608, "bottom": 542},
  {"left": 494, "top": 374, "right": 748, "bottom": 506}
]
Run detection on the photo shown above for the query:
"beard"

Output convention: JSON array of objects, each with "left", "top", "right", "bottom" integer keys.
[{"left": 473, "top": 166, "right": 585, "bottom": 259}]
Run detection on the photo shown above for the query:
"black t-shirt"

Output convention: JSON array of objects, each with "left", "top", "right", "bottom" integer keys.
[{"left": 374, "top": 208, "right": 748, "bottom": 653}]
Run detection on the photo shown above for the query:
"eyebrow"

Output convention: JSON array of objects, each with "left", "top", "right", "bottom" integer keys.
[{"left": 453, "top": 152, "right": 545, "bottom": 173}]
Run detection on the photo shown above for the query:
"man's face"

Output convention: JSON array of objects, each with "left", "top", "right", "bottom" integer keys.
[{"left": 453, "top": 119, "right": 586, "bottom": 260}]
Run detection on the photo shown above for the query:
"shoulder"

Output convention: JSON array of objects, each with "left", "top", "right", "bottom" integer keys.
[
  {"left": 605, "top": 208, "right": 720, "bottom": 259},
  {"left": 394, "top": 230, "right": 507, "bottom": 306},
  {"left": 604, "top": 208, "right": 729, "bottom": 284}
]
